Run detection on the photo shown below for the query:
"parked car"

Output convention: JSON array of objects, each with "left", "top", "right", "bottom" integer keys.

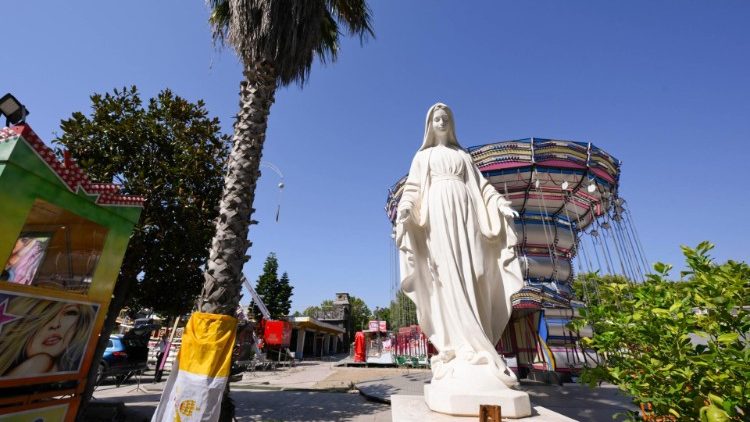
[{"left": 97, "top": 331, "right": 150, "bottom": 385}]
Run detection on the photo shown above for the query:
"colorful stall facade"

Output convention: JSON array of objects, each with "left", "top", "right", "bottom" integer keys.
[{"left": 0, "top": 124, "right": 143, "bottom": 421}]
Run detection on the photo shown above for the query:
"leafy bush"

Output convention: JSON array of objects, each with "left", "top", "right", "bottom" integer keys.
[{"left": 571, "top": 242, "right": 749, "bottom": 421}]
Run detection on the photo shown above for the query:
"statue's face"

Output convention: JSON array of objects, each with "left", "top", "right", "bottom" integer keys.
[{"left": 432, "top": 109, "right": 450, "bottom": 139}]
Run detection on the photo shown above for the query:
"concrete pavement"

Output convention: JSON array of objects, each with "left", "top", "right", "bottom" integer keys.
[
  {"left": 91, "top": 382, "right": 390, "bottom": 421},
  {"left": 89, "top": 359, "right": 636, "bottom": 421},
  {"left": 233, "top": 391, "right": 390, "bottom": 421},
  {"left": 89, "top": 359, "right": 394, "bottom": 421}
]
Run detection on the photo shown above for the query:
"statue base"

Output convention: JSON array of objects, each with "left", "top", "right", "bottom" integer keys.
[
  {"left": 424, "top": 360, "right": 532, "bottom": 418},
  {"left": 392, "top": 395, "right": 575, "bottom": 421}
]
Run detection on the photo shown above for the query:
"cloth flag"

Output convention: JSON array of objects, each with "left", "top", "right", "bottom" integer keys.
[{"left": 151, "top": 312, "right": 237, "bottom": 422}]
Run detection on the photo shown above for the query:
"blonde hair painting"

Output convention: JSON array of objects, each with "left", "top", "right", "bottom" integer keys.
[{"left": 0, "top": 295, "right": 96, "bottom": 378}]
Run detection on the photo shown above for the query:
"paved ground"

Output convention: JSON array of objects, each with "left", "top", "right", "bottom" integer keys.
[
  {"left": 239, "top": 356, "right": 353, "bottom": 389},
  {"left": 91, "top": 382, "right": 390, "bottom": 421},
  {"left": 89, "top": 358, "right": 636, "bottom": 421},
  {"left": 233, "top": 391, "right": 390, "bottom": 421},
  {"left": 236, "top": 356, "right": 419, "bottom": 391},
  {"left": 90, "top": 357, "right": 394, "bottom": 421},
  {"left": 314, "top": 366, "right": 424, "bottom": 390}
]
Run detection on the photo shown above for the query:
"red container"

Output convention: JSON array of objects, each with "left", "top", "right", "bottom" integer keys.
[{"left": 263, "top": 320, "right": 292, "bottom": 347}]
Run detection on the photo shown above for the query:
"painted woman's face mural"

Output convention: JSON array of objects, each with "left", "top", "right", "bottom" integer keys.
[
  {"left": 26, "top": 305, "right": 81, "bottom": 361},
  {"left": 0, "top": 293, "right": 98, "bottom": 379}
]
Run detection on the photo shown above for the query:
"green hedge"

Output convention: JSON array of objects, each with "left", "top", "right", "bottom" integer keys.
[{"left": 571, "top": 242, "right": 749, "bottom": 421}]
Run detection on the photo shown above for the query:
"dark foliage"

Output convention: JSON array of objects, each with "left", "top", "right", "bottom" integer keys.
[
  {"left": 55, "top": 86, "right": 230, "bottom": 317},
  {"left": 251, "top": 253, "right": 294, "bottom": 319}
]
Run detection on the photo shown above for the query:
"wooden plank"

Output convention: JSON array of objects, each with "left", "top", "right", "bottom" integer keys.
[{"left": 479, "top": 404, "right": 502, "bottom": 422}]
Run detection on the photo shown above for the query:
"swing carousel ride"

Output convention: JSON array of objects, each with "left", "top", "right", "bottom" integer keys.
[{"left": 386, "top": 138, "right": 648, "bottom": 382}]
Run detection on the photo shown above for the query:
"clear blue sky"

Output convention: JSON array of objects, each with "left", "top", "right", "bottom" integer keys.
[{"left": 3, "top": 1, "right": 748, "bottom": 313}]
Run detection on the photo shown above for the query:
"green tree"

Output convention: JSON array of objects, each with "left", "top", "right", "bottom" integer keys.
[
  {"left": 372, "top": 306, "right": 391, "bottom": 328},
  {"left": 303, "top": 299, "right": 333, "bottom": 318},
  {"left": 302, "top": 306, "right": 320, "bottom": 317},
  {"left": 390, "top": 290, "right": 418, "bottom": 330},
  {"left": 277, "top": 272, "right": 293, "bottom": 316},
  {"left": 349, "top": 295, "right": 371, "bottom": 331},
  {"left": 572, "top": 242, "right": 749, "bottom": 421},
  {"left": 54, "top": 86, "right": 229, "bottom": 412},
  {"left": 571, "top": 272, "right": 631, "bottom": 307},
  {"left": 251, "top": 253, "right": 294, "bottom": 319}
]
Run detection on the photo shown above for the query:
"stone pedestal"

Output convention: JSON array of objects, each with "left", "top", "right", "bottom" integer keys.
[
  {"left": 391, "top": 395, "right": 576, "bottom": 422},
  {"left": 423, "top": 360, "right": 532, "bottom": 418},
  {"left": 424, "top": 384, "right": 531, "bottom": 418}
]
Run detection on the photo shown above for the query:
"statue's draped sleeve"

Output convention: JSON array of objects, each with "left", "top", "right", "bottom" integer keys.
[
  {"left": 468, "top": 153, "right": 518, "bottom": 247},
  {"left": 462, "top": 151, "right": 524, "bottom": 343},
  {"left": 395, "top": 150, "right": 436, "bottom": 335},
  {"left": 397, "top": 151, "right": 423, "bottom": 225}
]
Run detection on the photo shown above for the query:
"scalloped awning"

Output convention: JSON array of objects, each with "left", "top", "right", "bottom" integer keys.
[{"left": 0, "top": 124, "right": 145, "bottom": 207}]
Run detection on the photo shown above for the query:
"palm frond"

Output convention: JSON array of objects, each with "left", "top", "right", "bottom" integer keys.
[
  {"left": 324, "top": 0, "right": 374, "bottom": 41},
  {"left": 316, "top": 12, "right": 339, "bottom": 65},
  {"left": 206, "top": 0, "right": 230, "bottom": 44},
  {"left": 207, "top": 0, "right": 373, "bottom": 87}
]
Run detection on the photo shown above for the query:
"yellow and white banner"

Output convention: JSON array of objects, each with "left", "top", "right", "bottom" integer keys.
[{"left": 151, "top": 312, "right": 237, "bottom": 422}]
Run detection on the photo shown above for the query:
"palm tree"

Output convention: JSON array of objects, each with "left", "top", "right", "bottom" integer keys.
[
  {"left": 199, "top": 0, "right": 373, "bottom": 315},
  {"left": 197, "top": 2, "right": 372, "bottom": 419}
]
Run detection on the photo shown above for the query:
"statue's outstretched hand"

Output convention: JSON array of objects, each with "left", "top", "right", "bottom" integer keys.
[
  {"left": 397, "top": 208, "right": 411, "bottom": 224},
  {"left": 497, "top": 202, "right": 519, "bottom": 219},
  {"left": 394, "top": 208, "right": 412, "bottom": 247}
]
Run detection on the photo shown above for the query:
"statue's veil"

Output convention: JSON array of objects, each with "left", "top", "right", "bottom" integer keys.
[{"left": 419, "top": 103, "right": 462, "bottom": 151}]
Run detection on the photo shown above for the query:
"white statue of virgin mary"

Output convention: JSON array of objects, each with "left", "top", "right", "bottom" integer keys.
[{"left": 396, "top": 103, "right": 531, "bottom": 417}]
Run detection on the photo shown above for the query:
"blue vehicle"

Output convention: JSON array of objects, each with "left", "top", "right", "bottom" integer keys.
[{"left": 97, "top": 333, "right": 150, "bottom": 385}]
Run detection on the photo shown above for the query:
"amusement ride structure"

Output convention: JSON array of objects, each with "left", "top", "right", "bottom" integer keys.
[{"left": 386, "top": 138, "right": 648, "bottom": 381}]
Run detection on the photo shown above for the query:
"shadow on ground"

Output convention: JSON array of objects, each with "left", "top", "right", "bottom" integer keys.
[
  {"left": 100, "top": 392, "right": 162, "bottom": 404},
  {"left": 521, "top": 382, "right": 635, "bottom": 422},
  {"left": 355, "top": 383, "right": 401, "bottom": 404},
  {"left": 89, "top": 390, "right": 388, "bottom": 422},
  {"left": 232, "top": 390, "right": 389, "bottom": 421},
  {"left": 80, "top": 401, "right": 155, "bottom": 422},
  {"left": 356, "top": 371, "right": 429, "bottom": 403},
  {"left": 357, "top": 376, "right": 429, "bottom": 404}
]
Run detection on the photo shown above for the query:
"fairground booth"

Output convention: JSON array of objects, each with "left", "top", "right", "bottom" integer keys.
[{"left": 0, "top": 124, "right": 143, "bottom": 421}]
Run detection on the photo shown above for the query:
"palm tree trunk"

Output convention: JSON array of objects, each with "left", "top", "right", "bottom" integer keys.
[
  {"left": 199, "top": 60, "right": 277, "bottom": 315},
  {"left": 199, "top": 61, "right": 276, "bottom": 422}
]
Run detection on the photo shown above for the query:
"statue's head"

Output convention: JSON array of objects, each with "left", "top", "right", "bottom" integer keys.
[{"left": 420, "top": 103, "right": 461, "bottom": 150}]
